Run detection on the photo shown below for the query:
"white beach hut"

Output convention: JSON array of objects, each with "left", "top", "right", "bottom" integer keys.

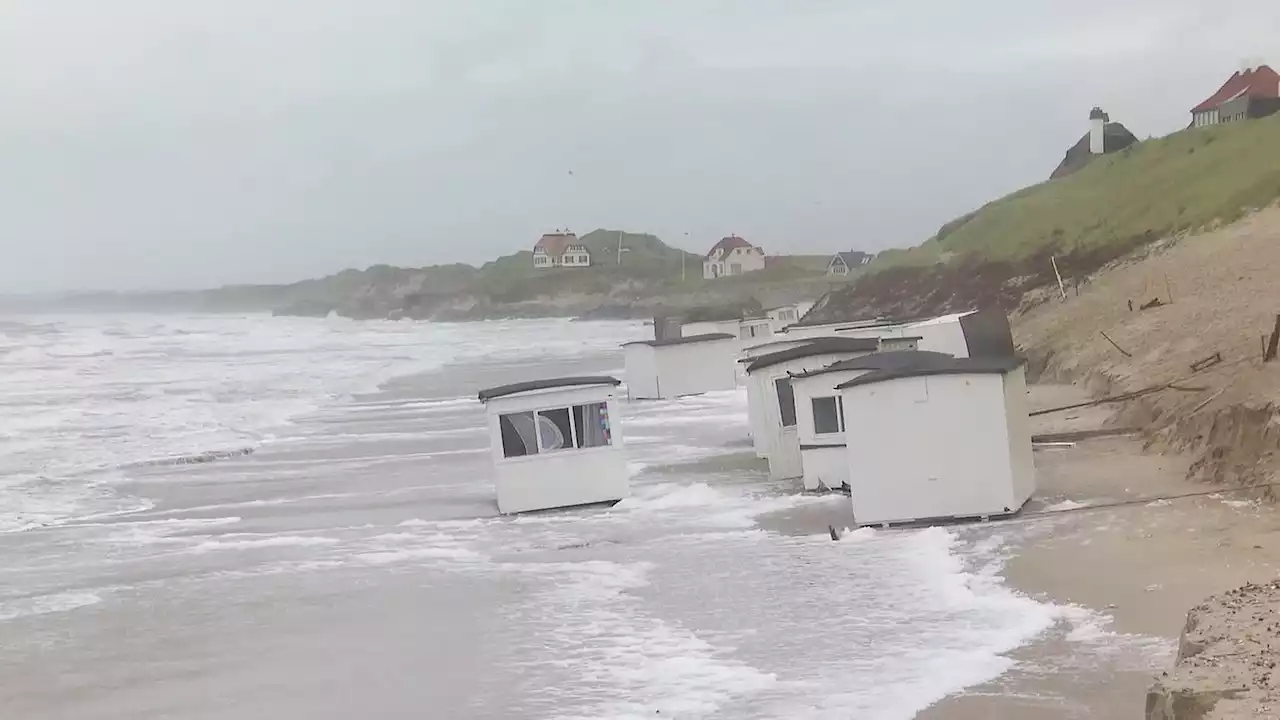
[
  {"left": 622, "top": 333, "right": 739, "bottom": 400},
  {"left": 744, "top": 337, "right": 882, "bottom": 481},
  {"left": 777, "top": 318, "right": 899, "bottom": 342},
  {"left": 836, "top": 356, "right": 1035, "bottom": 526},
  {"left": 738, "top": 316, "right": 774, "bottom": 343},
  {"left": 765, "top": 304, "right": 803, "bottom": 332},
  {"left": 477, "top": 376, "right": 628, "bottom": 514},
  {"left": 899, "top": 312, "right": 975, "bottom": 357},
  {"left": 880, "top": 335, "right": 921, "bottom": 352},
  {"left": 739, "top": 338, "right": 835, "bottom": 455},
  {"left": 682, "top": 319, "right": 742, "bottom": 339},
  {"left": 779, "top": 307, "right": 1015, "bottom": 360},
  {"left": 789, "top": 351, "right": 954, "bottom": 491}
]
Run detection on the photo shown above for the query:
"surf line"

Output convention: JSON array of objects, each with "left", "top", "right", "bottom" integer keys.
[{"left": 828, "top": 482, "right": 1272, "bottom": 540}]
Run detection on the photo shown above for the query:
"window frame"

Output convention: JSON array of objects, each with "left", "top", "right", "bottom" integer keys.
[
  {"left": 775, "top": 377, "right": 797, "bottom": 428},
  {"left": 811, "top": 394, "right": 844, "bottom": 435},
  {"left": 497, "top": 400, "right": 614, "bottom": 461},
  {"left": 535, "top": 406, "right": 576, "bottom": 453}
]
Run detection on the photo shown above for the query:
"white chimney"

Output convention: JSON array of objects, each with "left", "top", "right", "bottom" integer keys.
[{"left": 1089, "top": 107, "right": 1107, "bottom": 155}]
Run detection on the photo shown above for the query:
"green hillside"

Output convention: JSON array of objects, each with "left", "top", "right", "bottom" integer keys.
[
  {"left": 878, "top": 115, "right": 1280, "bottom": 269},
  {"left": 469, "top": 230, "right": 703, "bottom": 301},
  {"left": 806, "top": 115, "right": 1280, "bottom": 324}
]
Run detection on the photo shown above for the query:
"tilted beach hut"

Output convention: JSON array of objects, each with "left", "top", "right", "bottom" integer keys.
[
  {"left": 738, "top": 338, "right": 834, "bottom": 456},
  {"left": 622, "top": 334, "right": 739, "bottom": 400},
  {"left": 477, "top": 376, "right": 628, "bottom": 514},
  {"left": 836, "top": 356, "right": 1034, "bottom": 526},
  {"left": 779, "top": 307, "right": 1014, "bottom": 360},
  {"left": 682, "top": 319, "right": 742, "bottom": 339},
  {"left": 764, "top": 304, "right": 803, "bottom": 332},
  {"left": 744, "top": 337, "right": 882, "bottom": 481},
  {"left": 789, "top": 351, "right": 954, "bottom": 491},
  {"left": 738, "top": 316, "right": 774, "bottom": 344}
]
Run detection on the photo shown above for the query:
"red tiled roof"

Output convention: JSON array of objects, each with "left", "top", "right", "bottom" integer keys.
[
  {"left": 534, "top": 232, "right": 577, "bottom": 258},
  {"left": 1192, "top": 65, "right": 1280, "bottom": 114},
  {"left": 705, "top": 235, "right": 758, "bottom": 259}
]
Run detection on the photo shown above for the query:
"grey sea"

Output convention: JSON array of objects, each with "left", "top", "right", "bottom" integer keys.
[{"left": 0, "top": 314, "right": 1164, "bottom": 719}]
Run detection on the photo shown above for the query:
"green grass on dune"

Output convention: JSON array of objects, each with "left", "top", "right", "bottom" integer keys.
[{"left": 878, "top": 115, "right": 1280, "bottom": 270}]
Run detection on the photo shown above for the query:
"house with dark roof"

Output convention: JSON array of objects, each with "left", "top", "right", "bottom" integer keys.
[
  {"left": 1190, "top": 63, "right": 1280, "bottom": 127},
  {"left": 826, "top": 251, "right": 873, "bottom": 277},
  {"left": 1050, "top": 107, "right": 1138, "bottom": 180},
  {"left": 532, "top": 231, "right": 591, "bottom": 269},
  {"left": 702, "top": 235, "right": 765, "bottom": 279}
]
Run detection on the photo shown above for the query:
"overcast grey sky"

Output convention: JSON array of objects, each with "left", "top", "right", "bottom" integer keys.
[{"left": 1, "top": 2, "right": 1276, "bottom": 292}]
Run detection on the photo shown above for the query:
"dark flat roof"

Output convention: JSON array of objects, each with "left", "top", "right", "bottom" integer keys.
[
  {"left": 738, "top": 336, "right": 843, "bottom": 361},
  {"left": 745, "top": 337, "right": 881, "bottom": 374},
  {"left": 622, "top": 333, "right": 736, "bottom": 348},
  {"left": 835, "top": 356, "right": 1025, "bottom": 390},
  {"left": 786, "top": 316, "right": 901, "bottom": 332},
  {"left": 790, "top": 350, "right": 955, "bottom": 379},
  {"left": 883, "top": 335, "right": 924, "bottom": 342},
  {"left": 478, "top": 376, "right": 621, "bottom": 402}
]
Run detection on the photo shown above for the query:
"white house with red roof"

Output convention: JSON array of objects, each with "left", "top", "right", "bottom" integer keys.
[
  {"left": 532, "top": 231, "right": 591, "bottom": 269},
  {"left": 702, "top": 235, "right": 765, "bottom": 280},
  {"left": 1191, "top": 62, "right": 1280, "bottom": 127}
]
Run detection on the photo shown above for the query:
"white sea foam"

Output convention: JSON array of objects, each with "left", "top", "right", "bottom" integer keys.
[
  {"left": 0, "top": 314, "right": 642, "bottom": 531},
  {"left": 1056, "top": 605, "right": 1175, "bottom": 666},
  {"left": 0, "top": 591, "right": 102, "bottom": 622},
  {"left": 1043, "top": 499, "right": 1089, "bottom": 512},
  {"left": 625, "top": 412, "right": 749, "bottom": 428},
  {"left": 1209, "top": 493, "right": 1257, "bottom": 509},
  {"left": 354, "top": 546, "right": 485, "bottom": 566},
  {"left": 615, "top": 482, "right": 727, "bottom": 511},
  {"left": 189, "top": 535, "right": 340, "bottom": 553},
  {"left": 78, "top": 516, "right": 242, "bottom": 530},
  {"left": 614, "top": 481, "right": 830, "bottom": 529},
  {"left": 514, "top": 560, "right": 778, "bottom": 719}
]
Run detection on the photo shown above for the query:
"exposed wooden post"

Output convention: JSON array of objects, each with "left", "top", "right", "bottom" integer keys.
[
  {"left": 1099, "top": 330, "right": 1133, "bottom": 358},
  {"left": 1051, "top": 256, "right": 1067, "bottom": 301},
  {"left": 1265, "top": 315, "right": 1280, "bottom": 362}
]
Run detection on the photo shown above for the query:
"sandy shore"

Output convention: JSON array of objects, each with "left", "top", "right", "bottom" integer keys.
[{"left": 918, "top": 384, "right": 1280, "bottom": 719}]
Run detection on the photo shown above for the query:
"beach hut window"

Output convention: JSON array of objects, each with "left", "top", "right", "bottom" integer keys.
[
  {"left": 572, "top": 402, "right": 612, "bottom": 448},
  {"left": 775, "top": 377, "right": 797, "bottom": 427},
  {"left": 499, "top": 402, "right": 613, "bottom": 458},
  {"left": 536, "top": 408, "right": 573, "bottom": 451},
  {"left": 812, "top": 395, "right": 845, "bottom": 434},
  {"left": 499, "top": 412, "right": 540, "bottom": 457}
]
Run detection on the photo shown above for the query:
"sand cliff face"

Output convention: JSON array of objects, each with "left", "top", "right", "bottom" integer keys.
[
  {"left": 1015, "top": 205, "right": 1280, "bottom": 484},
  {"left": 1146, "top": 581, "right": 1280, "bottom": 719}
]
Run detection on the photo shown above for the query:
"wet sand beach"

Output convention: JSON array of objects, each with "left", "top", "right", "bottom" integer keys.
[{"left": 919, "top": 385, "right": 1280, "bottom": 719}]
